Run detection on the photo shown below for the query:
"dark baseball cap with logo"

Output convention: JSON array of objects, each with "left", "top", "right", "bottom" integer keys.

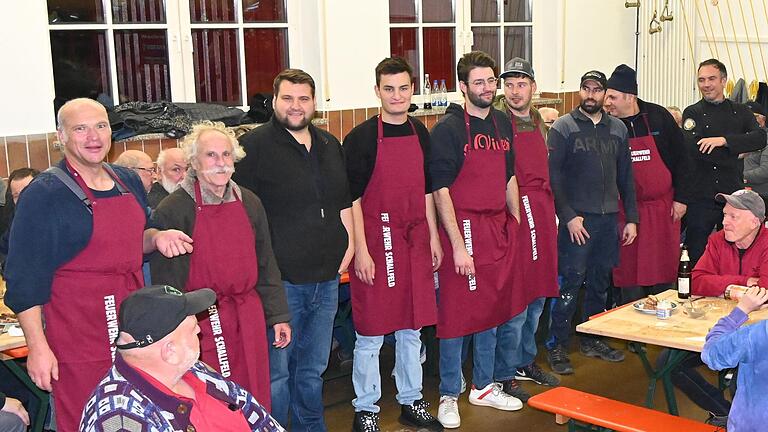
[
  {"left": 500, "top": 57, "right": 535, "bottom": 80},
  {"left": 715, "top": 189, "right": 766, "bottom": 221},
  {"left": 580, "top": 70, "right": 607, "bottom": 89},
  {"left": 115, "top": 285, "right": 216, "bottom": 350}
]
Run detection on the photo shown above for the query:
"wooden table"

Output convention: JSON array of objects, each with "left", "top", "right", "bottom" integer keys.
[
  {"left": 0, "top": 283, "right": 25, "bottom": 353},
  {"left": 577, "top": 289, "right": 768, "bottom": 415}
]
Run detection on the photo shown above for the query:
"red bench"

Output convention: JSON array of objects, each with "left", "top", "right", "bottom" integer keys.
[{"left": 528, "top": 387, "right": 719, "bottom": 432}]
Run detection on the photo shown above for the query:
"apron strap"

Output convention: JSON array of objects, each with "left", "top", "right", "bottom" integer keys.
[
  {"left": 194, "top": 179, "right": 241, "bottom": 209},
  {"left": 45, "top": 166, "right": 93, "bottom": 214},
  {"left": 377, "top": 115, "right": 419, "bottom": 145},
  {"left": 102, "top": 164, "right": 131, "bottom": 194},
  {"left": 463, "top": 106, "right": 502, "bottom": 150}
]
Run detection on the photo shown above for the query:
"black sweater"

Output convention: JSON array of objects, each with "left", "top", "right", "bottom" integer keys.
[{"left": 618, "top": 99, "right": 693, "bottom": 204}]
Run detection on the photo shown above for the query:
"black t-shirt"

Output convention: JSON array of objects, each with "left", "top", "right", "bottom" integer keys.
[
  {"left": 344, "top": 115, "right": 431, "bottom": 201},
  {"left": 429, "top": 103, "right": 515, "bottom": 191}
]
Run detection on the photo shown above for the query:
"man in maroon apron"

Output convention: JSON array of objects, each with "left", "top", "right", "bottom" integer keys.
[
  {"left": 344, "top": 57, "right": 443, "bottom": 432},
  {"left": 5, "top": 98, "right": 194, "bottom": 432},
  {"left": 491, "top": 58, "right": 561, "bottom": 404},
  {"left": 604, "top": 65, "right": 692, "bottom": 304},
  {"left": 430, "top": 51, "right": 523, "bottom": 429},
  {"left": 150, "top": 122, "right": 291, "bottom": 412}
]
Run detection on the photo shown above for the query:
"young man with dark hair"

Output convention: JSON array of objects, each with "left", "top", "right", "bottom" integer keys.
[
  {"left": 430, "top": 51, "right": 523, "bottom": 428},
  {"left": 344, "top": 56, "right": 443, "bottom": 432},
  {"left": 491, "top": 58, "right": 561, "bottom": 403},
  {"left": 682, "top": 58, "right": 766, "bottom": 264},
  {"left": 235, "top": 69, "right": 354, "bottom": 432}
]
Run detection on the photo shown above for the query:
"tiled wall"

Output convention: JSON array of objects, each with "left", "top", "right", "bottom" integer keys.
[{"left": 0, "top": 91, "right": 577, "bottom": 178}]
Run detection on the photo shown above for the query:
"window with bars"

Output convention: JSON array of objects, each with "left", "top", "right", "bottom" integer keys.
[
  {"left": 388, "top": 0, "right": 532, "bottom": 98},
  {"left": 47, "top": 0, "right": 290, "bottom": 107}
]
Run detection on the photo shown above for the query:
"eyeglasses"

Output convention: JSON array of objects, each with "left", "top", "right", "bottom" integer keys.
[
  {"left": 131, "top": 167, "right": 157, "bottom": 174},
  {"left": 468, "top": 77, "right": 498, "bottom": 88}
]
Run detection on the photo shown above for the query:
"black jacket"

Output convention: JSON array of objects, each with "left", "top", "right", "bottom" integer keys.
[
  {"left": 619, "top": 99, "right": 693, "bottom": 204},
  {"left": 234, "top": 117, "right": 351, "bottom": 284},
  {"left": 548, "top": 108, "right": 638, "bottom": 223},
  {"left": 682, "top": 98, "right": 767, "bottom": 201}
]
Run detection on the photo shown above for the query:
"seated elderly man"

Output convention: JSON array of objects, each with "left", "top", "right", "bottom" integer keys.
[
  {"left": 148, "top": 148, "right": 187, "bottom": 209},
  {"left": 79, "top": 285, "right": 283, "bottom": 431},
  {"left": 659, "top": 189, "right": 768, "bottom": 426},
  {"left": 151, "top": 121, "right": 290, "bottom": 410},
  {"left": 702, "top": 287, "right": 768, "bottom": 432}
]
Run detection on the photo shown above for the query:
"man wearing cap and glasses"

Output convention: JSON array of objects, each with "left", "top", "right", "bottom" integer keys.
[
  {"left": 656, "top": 189, "right": 768, "bottom": 427},
  {"left": 743, "top": 101, "right": 768, "bottom": 208},
  {"left": 491, "top": 57, "right": 561, "bottom": 403},
  {"left": 545, "top": 70, "right": 638, "bottom": 375},
  {"left": 603, "top": 64, "right": 693, "bottom": 305},
  {"left": 79, "top": 285, "right": 284, "bottom": 432}
]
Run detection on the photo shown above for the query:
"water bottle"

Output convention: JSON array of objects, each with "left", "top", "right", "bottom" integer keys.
[
  {"left": 677, "top": 248, "right": 691, "bottom": 299},
  {"left": 432, "top": 79, "right": 439, "bottom": 108},
  {"left": 440, "top": 79, "right": 448, "bottom": 107},
  {"left": 423, "top": 74, "right": 432, "bottom": 110}
]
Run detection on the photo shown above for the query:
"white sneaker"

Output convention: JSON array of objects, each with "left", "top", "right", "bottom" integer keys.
[
  {"left": 437, "top": 395, "right": 461, "bottom": 428},
  {"left": 468, "top": 382, "right": 523, "bottom": 411},
  {"left": 460, "top": 372, "right": 467, "bottom": 394}
]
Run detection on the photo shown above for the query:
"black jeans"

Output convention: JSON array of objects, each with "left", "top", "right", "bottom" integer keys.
[{"left": 656, "top": 350, "right": 731, "bottom": 417}]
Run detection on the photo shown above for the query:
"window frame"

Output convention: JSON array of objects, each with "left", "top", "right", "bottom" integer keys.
[
  {"left": 388, "top": 0, "right": 533, "bottom": 106},
  {"left": 47, "top": 0, "right": 296, "bottom": 107}
]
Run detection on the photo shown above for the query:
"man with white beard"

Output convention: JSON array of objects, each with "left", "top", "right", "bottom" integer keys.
[{"left": 148, "top": 148, "right": 187, "bottom": 209}]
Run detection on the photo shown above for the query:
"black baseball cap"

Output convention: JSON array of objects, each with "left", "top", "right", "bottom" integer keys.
[
  {"left": 500, "top": 57, "right": 535, "bottom": 80},
  {"left": 580, "top": 70, "right": 607, "bottom": 89},
  {"left": 116, "top": 285, "right": 216, "bottom": 350}
]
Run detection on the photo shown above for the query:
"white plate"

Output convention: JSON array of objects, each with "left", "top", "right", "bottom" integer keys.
[{"left": 632, "top": 301, "right": 678, "bottom": 314}]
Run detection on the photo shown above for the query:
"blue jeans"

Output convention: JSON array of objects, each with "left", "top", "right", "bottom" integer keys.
[
  {"left": 352, "top": 328, "right": 423, "bottom": 412},
  {"left": 547, "top": 213, "right": 618, "bottom": 348},
  {"left": 496, "top": 297, "right": 547, "bottom": 380},
  {"left": 439, "top": 328, "right": 496, "bottom": 397},
  {"left": 268, "top": 277, "right": 339, "bottom": 432}
]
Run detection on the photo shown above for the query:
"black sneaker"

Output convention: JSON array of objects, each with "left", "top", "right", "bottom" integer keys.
[
  {"left": 399, "top": 399, "right": 444, "bottom": 431},
  {"left": 580, "top": 339, "right": 625, "bottom": 362},
  {"left": 547, "top": 345, "right": 574, "bottom": 375},
  {"left": 353, "top": 411, "right": 380, "bottom": 432},
  {"left": 515, "top": 363, "right": 561, "bottom": 386},
  {"left": 500, "top": 379, "right": 531, "bottom": 403},
  {"left": 705, "top": 412, "right": 728, "bottom": 428}
]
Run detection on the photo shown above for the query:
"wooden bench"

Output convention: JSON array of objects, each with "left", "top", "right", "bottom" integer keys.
[{"left": 528, "top": 387, "right": 719, "bottom": 432}]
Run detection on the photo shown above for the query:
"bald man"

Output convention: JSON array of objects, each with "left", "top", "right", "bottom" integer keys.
[
  {"left": 114, "top": 150, "right": 156, "bottom": 193},
  {"left": 4, "top": 98, "right": 194, "bottom": 431},
  {"left": 148, "top": 148, "right": 187, "bottom": 209}
]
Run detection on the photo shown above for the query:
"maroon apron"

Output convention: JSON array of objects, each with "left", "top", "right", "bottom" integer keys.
[
  {"left": 185, "top": 180, "right": 271, "bottom": 410},
  {"left": 613, "top": 114, "right": 680, "bottom": 287},
  {"left": 510, "top": 117, "right": 559, "bottom": 305},
  {"left": 349, "top": 116, "right": 437, "bottom": 336},
  {"left": 46, "top": 161, "right": 145, "bottom": 432},
  {"left": 437, "top": 109, "right": 517, "bottom": 339}
]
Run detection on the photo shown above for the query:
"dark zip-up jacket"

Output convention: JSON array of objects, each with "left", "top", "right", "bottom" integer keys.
[
  {"left": 547, "top": 108, "right": 638, "bottom": 224},
  {"left": 682, "top": 98, "right": 766, "bottom": 201}
]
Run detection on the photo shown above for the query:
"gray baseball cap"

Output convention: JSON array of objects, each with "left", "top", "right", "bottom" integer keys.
[
  {"left": 716, "top": 189, "right": 766, "bottom": 221},
  {"left": 500, "top": 57, "right": 534, "bottom": 80}
]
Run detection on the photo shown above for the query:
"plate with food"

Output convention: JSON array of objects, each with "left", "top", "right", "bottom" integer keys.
[{"left": 632, "top": 295, "right": 678, "bottom": 314}]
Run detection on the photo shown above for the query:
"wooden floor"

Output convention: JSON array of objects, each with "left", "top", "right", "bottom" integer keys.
[{"left": 320, "top": 339, "right": 721, "bottom": 431}]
